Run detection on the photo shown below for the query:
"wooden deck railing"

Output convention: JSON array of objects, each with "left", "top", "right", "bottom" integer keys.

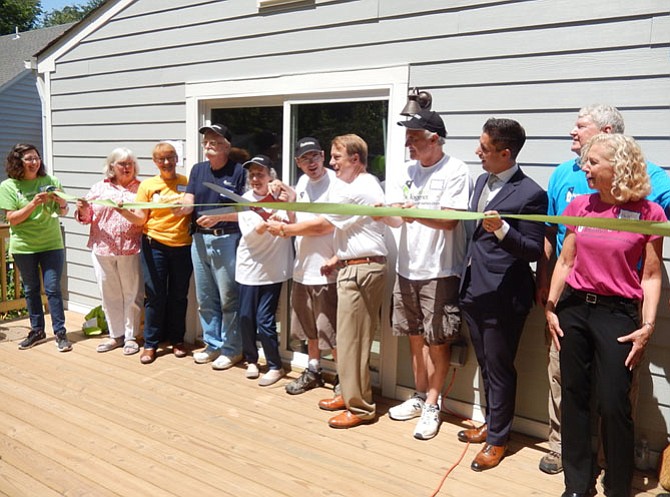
[{"left": 0, "top": 224, "right": 29, "bottom": 315}]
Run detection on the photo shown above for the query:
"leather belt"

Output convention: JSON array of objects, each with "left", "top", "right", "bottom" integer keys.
[
  {"left": 194, "top": 226, "right": 240, "bottom": 236},
  {"left": 340, "top": 256, "right": 386, "bottom": 267},
  {"left": 567, "top": 287, "right": 639, "bottom": 308}
]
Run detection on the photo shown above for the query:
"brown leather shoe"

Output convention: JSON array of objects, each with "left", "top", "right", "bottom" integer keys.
[
  {"left": 140, "top": 348, "right": 156, "bottom": 365},
  {"left": 318, "top": 394, "right": 346, "bottom": 411},
  {"left": 328, "top": 410, "right": 373, "bottom": 429},
  {"left": 471, "top": 443, "right": 506, "bottom": 471},
  {"left": 172, "top": 343, "right": 188, "bottom": 358},
  {"left": 457, "top": 424, "right": 488, "bottom": 443}
]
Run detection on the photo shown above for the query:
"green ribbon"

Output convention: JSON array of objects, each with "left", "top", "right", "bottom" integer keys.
[{"left": 57, "top": 192, "right": 670, "bottom": 237}]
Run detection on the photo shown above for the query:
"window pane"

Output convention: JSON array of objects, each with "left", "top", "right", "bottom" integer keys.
[
  {"left": 211, "top": 107, "right": 284, "bottom": 179},
  {"left": 291, "top": 100, "right": 388, "bottom": 184}
]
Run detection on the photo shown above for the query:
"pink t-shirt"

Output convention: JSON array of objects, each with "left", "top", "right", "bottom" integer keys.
[
  {"left": 78, "top": 179, "right": 143, "bottom": 256},
  {"left": 564, "top": 194, "right": 666, "bottom": 300}
]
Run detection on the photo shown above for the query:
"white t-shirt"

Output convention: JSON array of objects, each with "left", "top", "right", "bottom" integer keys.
[
  {"left": 386, "top": 154, "right": 471, "bottom": 280},
  {"left": 325, "top": 173, "right": 387, "bottom": 260},
  {"left": 235, "top": 191, "right": 293, "bottom": 285},
  {"left": 293, "top": 169, "right": 337, "bottom": 285}
]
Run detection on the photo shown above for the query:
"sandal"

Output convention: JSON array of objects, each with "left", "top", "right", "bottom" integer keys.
[
  {"left": 96, "top": 337, "right": 123, "bottom": 353},
  {"left": 123, "top": 340, "right": 139, "bottom": 356},
  {"left": 172, "top": 342, "right": 188, "bottom": 358},
  {"left": 140, "top": 348, "right": 156, "bottom": 364}
]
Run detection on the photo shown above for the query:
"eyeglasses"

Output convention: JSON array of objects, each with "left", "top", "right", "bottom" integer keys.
[
  {"left": 22, "top": 156, "right": 41, "bottom": 163},
  {"left": 115, "top": 161, "right": 134, "bottom": 168},
  {"left": 154, "top": 155, "right": 177, "bottom": 163},
  {"left": 296, "top": 153, "right": 323, "bottom": 166},
  {"left": 202, "top": 140, "right": 225, "bottom": 147}
]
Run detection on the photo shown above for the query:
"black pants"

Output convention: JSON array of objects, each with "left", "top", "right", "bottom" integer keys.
[{"left": 557, "top": 289, "right": 639, "bottom": 497}]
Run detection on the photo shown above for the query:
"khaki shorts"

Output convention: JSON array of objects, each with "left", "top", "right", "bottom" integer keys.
[
  {"left": 291, "top": 281, "right": 337, "bottom": 350},
  {"left": 392, "top": 275, "right": 461, "bottom": 345}
]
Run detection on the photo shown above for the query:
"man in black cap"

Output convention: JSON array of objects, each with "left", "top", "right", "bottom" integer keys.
[
  {"left": 268, "top": 137, "right": 339, "bottom": 396},
  {"left": 182, "top": 123, "right": 246, "bottom": 371},
  {"left": 379, "top": 110, "right": 471, "bottom": 440}
]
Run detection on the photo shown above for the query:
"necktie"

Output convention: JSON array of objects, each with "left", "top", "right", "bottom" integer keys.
[{"left": 477, "top": 174, "right": 498, "bottom": 213}]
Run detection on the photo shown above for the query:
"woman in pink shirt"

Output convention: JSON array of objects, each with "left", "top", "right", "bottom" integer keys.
[
  {"left": 76, "top": 148, "right": 144, "bottom": 355},
  {"left": 545, "top": 134, "right": 665, "bottom": 497}
]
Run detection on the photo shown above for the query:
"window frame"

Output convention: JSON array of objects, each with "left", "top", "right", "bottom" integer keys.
[{"left": 185, "top": 66, "right": 408, "bottom": 396}]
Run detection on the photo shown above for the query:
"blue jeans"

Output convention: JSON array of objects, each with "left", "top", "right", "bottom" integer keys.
[
  {"left": 13, "top": 249, "right": 66, "bottom": 335},
  {"left": 191, "top": 233, "right": 241, "bottom": 357},
  {"left": 141, "top": 236, "right": 193, "bottom": 349},
  {"left": 239, "top": 282, "right": 283, "bottom": 370}
]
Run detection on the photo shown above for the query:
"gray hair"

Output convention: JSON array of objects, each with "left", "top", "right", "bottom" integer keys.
[
  {"left": 578, "top": 104, "right": 625, "bottom": 133},
  {"left": 423, "top": 129, "right": 446, "bottom": 146},
  {"left": 104, "top": 147, "right": 138, "bottom": 179},
  {"left": 244, "top": 166, "right": 278, "bottom": 192}
]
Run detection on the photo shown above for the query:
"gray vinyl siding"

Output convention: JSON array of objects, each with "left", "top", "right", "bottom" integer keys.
[
  {"left": 39, "top": 0, "right": 670, "bottom": 453},
  {"left": 0, "top": 72, "right": 43, "bottom": 179}
]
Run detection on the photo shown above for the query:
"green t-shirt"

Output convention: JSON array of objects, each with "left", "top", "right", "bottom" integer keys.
[{"left": 0, "top": 175, "right": 65, "bottom": 254}]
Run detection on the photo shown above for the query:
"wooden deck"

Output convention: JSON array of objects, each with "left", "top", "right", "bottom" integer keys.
[{"left": 0, "top": 311, "right": 666, "bottom": 497}]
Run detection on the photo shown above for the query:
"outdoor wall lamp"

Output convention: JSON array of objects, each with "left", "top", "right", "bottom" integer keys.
[{"left": 400, "top": 87, "right": 433, "bottom": 116}]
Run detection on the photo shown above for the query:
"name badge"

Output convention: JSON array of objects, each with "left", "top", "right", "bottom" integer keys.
[
  {"left": 177, "top": 184, "right": 187, "bottom": 193},
  {"left": 430, "top": 179, "right": 446, "bottom": 190},
  {"left": 619, "top": 209, "right": 641, "bottom": 221}
]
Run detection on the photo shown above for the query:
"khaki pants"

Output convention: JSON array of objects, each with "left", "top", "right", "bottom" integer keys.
[
  {"left": 546, "top": 326, "right": 562, "bottom": 454},
  {"left": 336, "top": 262, "right": 387, "bottom": 419}
]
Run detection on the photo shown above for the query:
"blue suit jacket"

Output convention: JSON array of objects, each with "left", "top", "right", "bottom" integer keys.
[{"left": 460, "top": 167, "right": 548, "bottom": 316}]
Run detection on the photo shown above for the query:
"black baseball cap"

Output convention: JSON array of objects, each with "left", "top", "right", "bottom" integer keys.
[
  {"left": 242, "top": 154, "right": 273, "bottom": 170},
  {"left": 199, "top": 123, "right": 232, "bottom": 141},
  {"left": 295, "top": 137, "right": 322, "bottom": 158},
  {"left": 397, "top": 110, "right": 447, "bottom": 138}
]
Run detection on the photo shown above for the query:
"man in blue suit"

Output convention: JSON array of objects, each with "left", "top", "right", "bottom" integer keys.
[{"left": 458, "top": 118, "right": 548, "bottom": 471}]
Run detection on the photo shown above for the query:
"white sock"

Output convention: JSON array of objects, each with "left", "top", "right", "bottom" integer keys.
[{"left": 308, "top": 359, "right": 320, "bottom": 372}]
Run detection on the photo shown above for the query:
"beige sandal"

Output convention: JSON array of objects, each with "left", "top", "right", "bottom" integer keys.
[
  {"left": 123, "top": 340, "right": 139, "bottom": 355},
  {"left": 96, "top": 337, "right": 123, "bottom": 353}
]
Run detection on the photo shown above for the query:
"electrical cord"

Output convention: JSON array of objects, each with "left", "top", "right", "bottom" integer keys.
[{"left": 429, "top": 367, "right": 478, "bottom": 497}]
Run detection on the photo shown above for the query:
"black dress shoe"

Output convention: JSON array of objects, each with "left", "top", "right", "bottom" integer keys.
[{"left": 561, "top": 492, "right": 586, "bottom": 497}]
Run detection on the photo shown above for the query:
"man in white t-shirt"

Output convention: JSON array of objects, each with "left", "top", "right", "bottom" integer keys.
[
  {"left": 381, "top": 111, "right": 472, "bottom": 440},
  {"left": 269, "top": 137, "right": 339, "bottom": 395}
]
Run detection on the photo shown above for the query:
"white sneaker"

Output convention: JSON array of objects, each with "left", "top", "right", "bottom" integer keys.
[
  {"left": 211, "top": 353, "right": 242, "bottom": 370},
  {"left": 246, "top": 363, "right": 260, "bottom": 379},
  {"left": 193, "top": 348, "right": 220, "bottom": 364},
  {"left": 389, "top": 392, "right": 425, "bottom": 421},
  {"left": 413, "top": 403, "right": 441, "bottom": 440},
  {"left": 258, "top": 368, "right": 285, "bottom": 387}
]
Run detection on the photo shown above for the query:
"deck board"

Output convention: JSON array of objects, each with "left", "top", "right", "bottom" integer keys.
[{"left": 0, "top": 311, "right": 665, "bottom": 497}]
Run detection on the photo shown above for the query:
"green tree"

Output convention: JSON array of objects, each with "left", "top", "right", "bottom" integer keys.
[
  {"left": 41, "top": 0, "right": 104, "bottom": 27},
  {"left": 0, "top": 0, "right": 42, "bottom": 35}
]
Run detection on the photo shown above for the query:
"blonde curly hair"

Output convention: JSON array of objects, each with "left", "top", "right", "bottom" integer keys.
[{"left": 581, "top": 133, "right": 650, "bottom": 203}]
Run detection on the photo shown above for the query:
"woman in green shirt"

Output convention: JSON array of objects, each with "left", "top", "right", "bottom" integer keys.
[{"left": 0, "top": 144, "right": 71, "bottom": 352}]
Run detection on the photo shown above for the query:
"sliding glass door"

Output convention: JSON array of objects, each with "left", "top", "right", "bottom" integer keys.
[{"left": 188, "top": 65, "right": 408, "bottom": 397}]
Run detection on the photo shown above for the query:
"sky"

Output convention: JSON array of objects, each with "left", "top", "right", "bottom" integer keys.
[{"left": 41, "top": 0, "right": 85, "bottom": 13}]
